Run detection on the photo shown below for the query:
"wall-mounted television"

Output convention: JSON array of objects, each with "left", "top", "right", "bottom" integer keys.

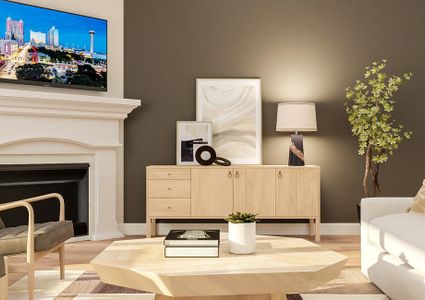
[{"left": 0, "top": 0, "right": 107, "bottom": 91}]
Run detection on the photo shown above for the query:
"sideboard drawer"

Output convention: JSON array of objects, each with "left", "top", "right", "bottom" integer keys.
[
  {"left": 149, "top": 199, "right": 190, "bottom": 217},
  {"left": 148, "top": 168, "right": 191, "bottom": 180},
  {"left": 148, "top": 180, "right": 191, "bottom": 198}
]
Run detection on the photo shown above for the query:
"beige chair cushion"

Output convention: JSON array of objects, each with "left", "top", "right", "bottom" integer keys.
[
  {"left": 0, "top": 221, "right": 74, "bottom": 256},
  {"left": 0, "top": 255, "right": 4, "bottom": 278},
  {"left": 410, "top": 180, "right": 425, "bottom": 214}
]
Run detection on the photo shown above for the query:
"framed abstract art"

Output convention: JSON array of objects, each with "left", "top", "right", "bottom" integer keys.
[{"left": 196, "top": 78, "right": 262, "bottom": 164}]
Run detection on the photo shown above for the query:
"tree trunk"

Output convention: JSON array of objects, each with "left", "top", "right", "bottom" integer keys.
[
  {"left": 370, "top": 163, "right": 377, "bottom": 196},
  {"left": 363, "top": 144, "right": 372, "bottom": 197},
  {"left": 372, "top": 162, "right": 382, "bottom": 196}
]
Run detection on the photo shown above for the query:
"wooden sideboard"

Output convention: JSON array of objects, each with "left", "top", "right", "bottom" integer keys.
[{"left": 146, "top": 165, "right": 321, "bottom": 241}]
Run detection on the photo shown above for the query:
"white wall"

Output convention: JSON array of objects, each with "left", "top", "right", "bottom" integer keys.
[
  {"left": 0, "top": 0, "right": 127, "bottom": 225},
  {"left": 0, "top": 0, "right": 124, "bottom": 98}
]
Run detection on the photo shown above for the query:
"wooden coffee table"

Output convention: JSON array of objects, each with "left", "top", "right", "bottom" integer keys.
[{"left": 91, "top": 235, "right": 347, "bottom": 300}]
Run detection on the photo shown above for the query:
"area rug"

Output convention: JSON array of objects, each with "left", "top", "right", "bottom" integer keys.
[{"left": 8, "top": 270, "right": 389, "bottom": 300}]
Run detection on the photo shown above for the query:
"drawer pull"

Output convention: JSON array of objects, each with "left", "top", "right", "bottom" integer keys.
[
  {"left": 167, "top": 206, "right": 171, "bottom": 209},
  {"left": 167, "top": 187, "right": 171, "bottom": 190},
  {"left": 148, "top": 169, "right": 190, "bottom": 180},
  {"left": 228, "top": 171, "right": 233, "bottom": 179},
  {"left": 278, "top": 171, "right": 282, "bottom": 179},
  {"left": 235, "top": 171, "right": 240, "bottom": 179}
]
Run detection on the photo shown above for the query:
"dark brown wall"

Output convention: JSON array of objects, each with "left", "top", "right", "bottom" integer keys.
[{"left": 124, "top": 0, "right": 425, "bottom": 223}]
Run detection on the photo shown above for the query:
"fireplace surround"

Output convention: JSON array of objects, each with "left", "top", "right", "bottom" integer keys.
[{"left": 0, "top": 88, "right": 140, "bottom": 240}]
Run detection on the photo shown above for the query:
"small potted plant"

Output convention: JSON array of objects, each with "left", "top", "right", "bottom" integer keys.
[{"left": 225, "top": 212, "right": 259, "bottom": 254}]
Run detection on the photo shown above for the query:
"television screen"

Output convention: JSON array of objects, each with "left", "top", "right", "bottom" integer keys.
[{"left": 0, "top": 0, "right": 107, "bottom": 91}]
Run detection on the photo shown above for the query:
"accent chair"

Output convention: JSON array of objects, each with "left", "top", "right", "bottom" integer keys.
[{"left": 0, "top": 193, "right": 74, "bottom": 300}]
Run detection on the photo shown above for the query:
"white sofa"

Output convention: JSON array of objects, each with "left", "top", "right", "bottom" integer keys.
[{"left": 361, "top": 197, "right": 425, "bottom": 300}]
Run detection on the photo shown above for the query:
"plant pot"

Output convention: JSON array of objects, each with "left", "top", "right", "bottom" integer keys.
[{"left": 228, "top": 222, "right": 256, "bottom": 254}]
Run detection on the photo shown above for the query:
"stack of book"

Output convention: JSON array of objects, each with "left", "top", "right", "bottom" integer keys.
[{"left": 163, "top": 229, "right": 220, "bottom": 258}]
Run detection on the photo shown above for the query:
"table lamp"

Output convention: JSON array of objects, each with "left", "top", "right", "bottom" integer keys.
[{"left": 276, "top": 102, "right": 317, "bottom": 166}]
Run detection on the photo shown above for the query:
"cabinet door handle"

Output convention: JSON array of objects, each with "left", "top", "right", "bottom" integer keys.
[
  {"left": 235, "top": 171, "right": 240, "bottom": 179},
  {"left": 278, "top": 171, "right": 282, "bottom": 179},
  {"left": 228, "top": 171, "right": 233, "bottom": 179}
]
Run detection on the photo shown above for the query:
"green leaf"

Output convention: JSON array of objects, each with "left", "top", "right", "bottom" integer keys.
[
  {"left": 344, "top": 59, "right": 413, "bottom": 165},
  {"left": 225, "top": 212, "right": 260, "bottom": 223}
]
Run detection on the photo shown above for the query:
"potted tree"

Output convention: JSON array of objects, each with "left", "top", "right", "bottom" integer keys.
[
  {"left": 345, "top": 60, "right": 413, "bottom": 216},
  {"left": 225, "top": 212, "right": 259, "bottom": 255}
]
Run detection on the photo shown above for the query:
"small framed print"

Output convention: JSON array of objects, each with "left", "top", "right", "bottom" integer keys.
[{"left": 176, "top": 121, "right": 212, "bottom": 165}]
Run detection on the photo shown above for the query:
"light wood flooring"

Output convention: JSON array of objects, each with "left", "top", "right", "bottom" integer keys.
[{"left": 6, "top": 235, "right": 381, "bottom": 294}]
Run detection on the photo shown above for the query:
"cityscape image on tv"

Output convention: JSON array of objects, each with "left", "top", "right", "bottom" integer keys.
[{"left": 0, "top": 0, "right": 107, "bottom": 90}]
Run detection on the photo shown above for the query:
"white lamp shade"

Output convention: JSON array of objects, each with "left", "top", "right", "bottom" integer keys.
[{"left": 276, "top": 102, "right": 317, "bottom": 132}]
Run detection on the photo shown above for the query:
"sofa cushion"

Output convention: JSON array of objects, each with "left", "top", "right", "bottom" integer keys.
[
  {"left": 410, "top": 179, "right": 425, "bottom": 213},
  {"left": 0, "top": 221, "right": 74, "bottom": 256},
  {"left": 369, "top": 212, "right": 425, "bottom": 275},
  {"left": 0, "top": 255, "right": 4, "bottom": 278}
]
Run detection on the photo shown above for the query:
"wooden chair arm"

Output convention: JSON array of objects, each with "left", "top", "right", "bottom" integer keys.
[
  {"left": 0, "top": 193, "right": 65, "bottom": 221},
  {"left": 0, "top": 201, "right": 35, "bottom": 262},
  {"left": 22, "top": 193, "right": 65, "bottom": 221}
]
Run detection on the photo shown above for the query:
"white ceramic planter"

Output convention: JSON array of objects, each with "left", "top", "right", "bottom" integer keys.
[{"left": 228, "top": 222, "right": 256, "bottom": 254}]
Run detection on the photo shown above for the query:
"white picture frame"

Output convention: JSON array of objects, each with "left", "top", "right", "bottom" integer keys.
[
  {"left": 176, "top": 121, "right": 213, "bottom": 165},
  {"left": 196, "top": 78, "right": 262, "bottom": 164}
]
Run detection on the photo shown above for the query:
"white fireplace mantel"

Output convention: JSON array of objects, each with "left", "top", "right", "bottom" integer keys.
[
  {"left": 0, "top": 88, "right": 141, "bottom": 240},
  {"left": 0, "top": 88, "right": 140, "bottom": 119}
]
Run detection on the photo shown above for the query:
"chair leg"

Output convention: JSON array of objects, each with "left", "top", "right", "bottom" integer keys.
[
  {"left": 58, "top": 244, "right": 65, "bottom": 280},
  {"left": 27, "top": 262, "right": 35, "bottom": 300},
  {"left": 1, "top": 256, "right": 9, "bottom": 300},
  {"left": 0, "top": 274, "right": 7, "bottom": 300},
  {"left": 151, "top": 218, "right": 156, "bottom": 237}
]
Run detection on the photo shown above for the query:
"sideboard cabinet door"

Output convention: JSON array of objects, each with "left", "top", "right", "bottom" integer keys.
[
  {"left": 233, "top": 168, "right": 275, "bottom": 217},
  {"left": 276, "top": 167, "right": 320, "bottom": 217},
  {"left": 191, "top": 168, "right": 234, "bottom": 217}
]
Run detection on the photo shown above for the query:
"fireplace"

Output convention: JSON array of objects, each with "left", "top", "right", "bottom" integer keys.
[
  {"left": 0, "top": 163, "right": 89, "bottom": 236},
  {"left": 0, "top": 88, "right": 140, "bottom": 240}
]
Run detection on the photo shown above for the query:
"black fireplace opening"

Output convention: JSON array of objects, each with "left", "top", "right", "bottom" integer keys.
[{"left": 0, "top": 163, "right": 89, "bottom": 236}]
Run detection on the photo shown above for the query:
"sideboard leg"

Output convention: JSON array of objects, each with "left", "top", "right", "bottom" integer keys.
[
  {"left": 309, "top": 219, "right": 314, "bottom": 237},
  {"left": 152, "top": 218, "right": 157, "bottom": 237},
  {"left": 146, "top": 218, "right": 151, "bottom": 238},
  {"left": 315, "top": 217, "right": 321, "bottom": 242}
]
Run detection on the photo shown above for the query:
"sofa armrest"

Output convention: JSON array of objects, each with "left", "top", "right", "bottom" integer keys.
[
  {"left": 360, "top": 197, "right": 414, "bottom": 277},
  {"left": 361, "top": 197, "right": 414, "bottom": 224}
]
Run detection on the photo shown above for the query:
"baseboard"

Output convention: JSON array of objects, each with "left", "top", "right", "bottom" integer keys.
[
  {"left": 118, "top": 222, "right": 360, "bottom": 236},
  {"left": 67, "top": 235, "right": 90, "bottom": 243},
  {"left": 118, "top": 223, "right": 147, "bottom": 235},
  {"left": 91, "top": 232, "right": 125, "bottom": 241}
]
